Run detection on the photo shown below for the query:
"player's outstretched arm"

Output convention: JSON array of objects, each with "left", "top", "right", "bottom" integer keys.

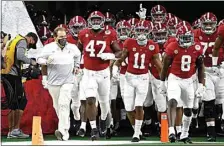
[
  {"left": 111, "top": 41, "right": 122, "bottom": 58},
  {"left": 196, "top": 55, "right": 205, "bottom": 85},
  {"left": 160, "top": 53, "right": 172, "bottom": 81},
  {"left": 212, "top": 35, "right": 224, "bottom": 66},
  {"left": 152, "top": 53, "right": 162, "bottom": 76}
]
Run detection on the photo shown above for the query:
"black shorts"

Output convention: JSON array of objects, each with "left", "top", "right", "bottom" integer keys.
[{"left": 2, "top": 74, "right": 27, "bottom": 110}]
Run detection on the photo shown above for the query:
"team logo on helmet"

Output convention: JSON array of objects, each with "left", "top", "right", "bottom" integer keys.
[
  {"left": 149, "top": 45, "right": 155, "bottom": 51},
  {"left": 195, "top": 45, "right": 201, "bottom": 51},
  {"left": 133, "top": 47, "right": 136, "bottom": 51},
  {"left": 174, "top": 49, "right": 178, "bottom": 54}
]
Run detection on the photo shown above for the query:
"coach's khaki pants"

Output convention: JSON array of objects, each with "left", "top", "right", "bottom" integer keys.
[{"left": 48, "top": 84, "right": 73, "bottom": 134}]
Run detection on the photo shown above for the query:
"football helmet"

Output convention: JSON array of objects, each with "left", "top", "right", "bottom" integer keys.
[
  {"left": 116, "top": 20, "right": 131, "bottom": 40},
  {"left": 134, "top": 20, "right": 152, "bottom": 46},
  {"left": 167, "top": 16, "right": 180, "bottom": 37},
  {"left": 151, "top": 5, "right": 167, "bottom": 23},
  {"left": 218, "top": 19, "right": 224, "bottom": 26},
  {"left": 105, "top": 12, "right": 116, "bottom": 27},
  {"left": 176, "top": 25, "right": 194, "bottom": 48},
  {"left": 68, "top": 16, "right": 87, "bottom": 37},
  {"left": 200, "top": 12, "right": 217, "bottom": 34},
  {"left": 87, "top": 11, "right": 105, "bottom": 30},
  {"left": 152, "top": 22, "right": 168, "bottom": 44},
  {"left": 176, "top": 20, "right": 191, "bottom": 30},
  {"left": 192, "top": 18, "right": 201, "bottom": 29},
  {"left": 37, "top": 26, "right": 52, "bottom": 42}
]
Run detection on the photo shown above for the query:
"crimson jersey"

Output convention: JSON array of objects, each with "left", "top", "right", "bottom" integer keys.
[
  {"left": 150, "top": 44, "right": 164, "bottom": 79},
  {"left": 124, "top": 39, "right": 159, "bottom": 75},
  {"left": 118, "top": 40, "right": 128, "bottom": 74},
  {"left": 165, "top": 41, "right": 203, "bottom": 79},
  {"left": 194, "top": 28, "right": 223, "bottom": 67},
  {"left": 78, "top": 28, "right": 117, "bottom": 71},
  {"left": 218, "top": 24, "right": 224, "bottom": 38},
  {"left": 164, "top": 36, "right": 176, "bottom": 49}
]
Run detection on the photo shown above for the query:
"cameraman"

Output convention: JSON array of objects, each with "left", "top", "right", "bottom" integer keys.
[{"left": 1, "top": 32, "right": 38, "bottom": 139}]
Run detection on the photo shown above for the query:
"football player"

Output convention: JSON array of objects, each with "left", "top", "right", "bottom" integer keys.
[
  {"left": 113, "top": 20, "right": 162, "bottom": 142},
  {"left": 194, "top": 12, "right": 224, "bottom": 141},
  {"left": 212, "top": 20, "right": 224, "bottom": 134},
  {"left": 77, "top": 11, "right": 121, "bottom": 140},
  {"left": 151, "top": 5, "right": 167, "bottom": 24},
  {"left": 160, "top": 25, "right": 205, "bottom": 143}
]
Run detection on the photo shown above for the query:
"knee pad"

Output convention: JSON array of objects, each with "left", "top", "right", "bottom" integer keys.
[
  {"left": 204, "top": 100, "right": 216, "bottom": 119},
  {"left": 183, "top": 108, "right": 192, "bottom": 117}
]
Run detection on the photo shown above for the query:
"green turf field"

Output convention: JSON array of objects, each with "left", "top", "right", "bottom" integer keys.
[{"left": 1, "top": 135, "right": 224, "bottom": 146}]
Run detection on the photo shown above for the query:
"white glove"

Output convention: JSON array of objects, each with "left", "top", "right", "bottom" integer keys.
[
  {"left": 195, "top": 83, "right": 206, "bottom": 98},
  {"left": 46, "top": 56, "right": 54, "bottom": 64},
  {"left": 136, "top": 3, "right": 147, "bottom": 19},
  {"left": 100, "top": 53, "right": 115, "bottom": 60},
  {"left": 159, "top": 81, "right": 167, "bottom": 97},
  {"left": 112, "top": 65, "right": 119, "bottom": 80},
  {"left": 42, "top": 75, "right": 48, "bottom": 89},
  {"left": 211, "top": 66, "right": 220, "bottom": 76}
]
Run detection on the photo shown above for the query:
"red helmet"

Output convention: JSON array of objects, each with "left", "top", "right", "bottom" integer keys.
[
  {"left": 152, "top": 22, "right": 168, "bottom": 44},
  {"left": 192, "top": 18, "right": 201, "bottom": 29},
  {"left": 57, "top": 24, "right": 68, "bottom": 33},
  {"left": 165, "top": 13, "right": 175, "bottom": 23},
  {"left": 176, "top": 25, "right": 194, "bottom": 48},
  {"left": 134, "top": 20, "right": 152, "bottom": 45},
  {"left": 200, "top": 12, "right": 217, "bottom": 34},
  {"left": 127, "top": 18, "right": 139, "bottom": 30},
  {"left": 218, "top": 19, "right": 224, "bottom": 26},
  {"left": 105, "top": 12, "right": 116, "bottom": 27},
  {"left": 37, "top": 26, "right": 52, "bottom": 43},
  {"left": 68, "top": 16, "right": 86, "bottom": 37},
  {"left": 167, "top": 16, "right": 180, "bottom": 37},
  {"left": 87, "top": 11, "right": 105, "bottom": 30},
  {"left": 116, "top": 20, "right": 131, "bottom": 40},
  {"left": 151, "top": 5, "right": 167, "bottom": 23},
  {"left": 176, "top": 21, "right": 191, "bottom": 30}
]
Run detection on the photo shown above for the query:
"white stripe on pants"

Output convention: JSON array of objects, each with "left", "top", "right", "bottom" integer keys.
[{"left": 48, "top": 83, "right": 73, "bottom": 134}]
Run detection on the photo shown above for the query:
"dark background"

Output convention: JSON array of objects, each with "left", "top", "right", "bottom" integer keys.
[{"left": 25, "top": 1, "right": 224, "bottom": 23}]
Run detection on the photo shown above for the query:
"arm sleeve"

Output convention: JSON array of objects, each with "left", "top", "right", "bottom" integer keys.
[{"left": 16, "top": 40, "right": 32, "bottom": 64}]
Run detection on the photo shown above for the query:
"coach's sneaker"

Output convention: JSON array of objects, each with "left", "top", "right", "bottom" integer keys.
[
  {"left": 7, "top": 132, "right": 15, "bottom": 139},
  {"left": 77, "top": 128, "right": 86, "bottom": 137},
  {"left": 131, "top": 137, "right": 140, "bottom": 142},
  {"left": 91, "top": 128, "right": 99, "bottom": 141},
  {"left": 169, "top": 133, "right": 176, "bottom": 143},
  {"left": 180, "top": 137, "right": 193, "bottom": 144},
  {"left": 10, "top": 129, "right": 29, "bottom": 138},
  {"left": 55, "top": 130, "right": 63, "bottom": 141}
]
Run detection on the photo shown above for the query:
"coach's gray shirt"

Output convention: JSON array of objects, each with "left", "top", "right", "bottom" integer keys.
[{"left": 37, "top": 42, "right": 81, "bottom": 85}]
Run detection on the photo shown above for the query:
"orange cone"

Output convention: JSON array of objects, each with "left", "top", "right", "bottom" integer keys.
[
  {"left": 160, "top": 113, "right": 169, "bottom": 143},
  {"left": 32, "top": 116, "right": 44, "bottom": 145}
]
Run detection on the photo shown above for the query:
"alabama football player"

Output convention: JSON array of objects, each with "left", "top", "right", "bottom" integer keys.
[
  {"left": 160, "top": 25, "right": 205, "bottom": 143},
  {"left": 113, "top": 20, "right": 162, "bottom": 142},
  {"left": 212, "top": 22, "right": 224, "bottom": 133},
  {"left": 151, "top": 5, "right": 167, "bottom": 23},
  {"left": 194, "top": 12, "right": 224, "bottom": 141},
  {"left": 77, "top": 11, "right": 121, "bottom": 140}
]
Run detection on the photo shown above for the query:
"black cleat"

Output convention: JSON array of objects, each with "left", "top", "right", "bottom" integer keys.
[
  {"left": 207, "top": 136, "right": 216, "bottom": 142},
  {"left": 55, "top": 130, "right": 63, "bottom": 141},
  {"left": 76, "top": 128, "right": 86, "bottom": 137},
  {"left": 139, "top": 134, "right": 146, "bottom": 140},
  {"left": 143, "top": 125, "right": 152, "bottom": 137},
  {"left": 169, "top": 133, "right": 176, "bottom": 143},
  {"left": 91, "top": 128, "right": 99, "bottom": 141},
  {"left": 106, "top": 127, "right": 112, "bottom": 139},
  {"left": 176, "top": 132, "right": 181, "bottom": 141},
  {"left": 180, "top": 137, "right": 193, "bottom": 144},
  {"left": 131, "top": 137, "right": 140, "bottom": 142},
  {"left": 100, "top": 119, "right": 107, "bottom": 137}
]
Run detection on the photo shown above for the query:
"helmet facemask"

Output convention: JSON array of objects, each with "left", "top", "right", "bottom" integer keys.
[
  {"left": 201, "top": 21, "right": 217, "bottom": 35},
  {"left": 168, "top": 26, "right": 177, "bottom": 37},
  {"left": 135, "top": 27, "right": 149, "bottom": 46},
  {"left": 117, "top": 27, "right": 130, "bottom": 41},
  {"left": 88, "top": 16, "right": 104, "bottom": 30},
  {"left": 152, "top": 13, "right": 166, "bottom": 23},
  {"left": 69, "top": 25, "right": 85, "bottom": 37},
  {"left": 153, "top": 31, "right": 168, "bottom": 44},
  {"left": 178, "top": 33, "right": 194, "bottom": 48}
]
